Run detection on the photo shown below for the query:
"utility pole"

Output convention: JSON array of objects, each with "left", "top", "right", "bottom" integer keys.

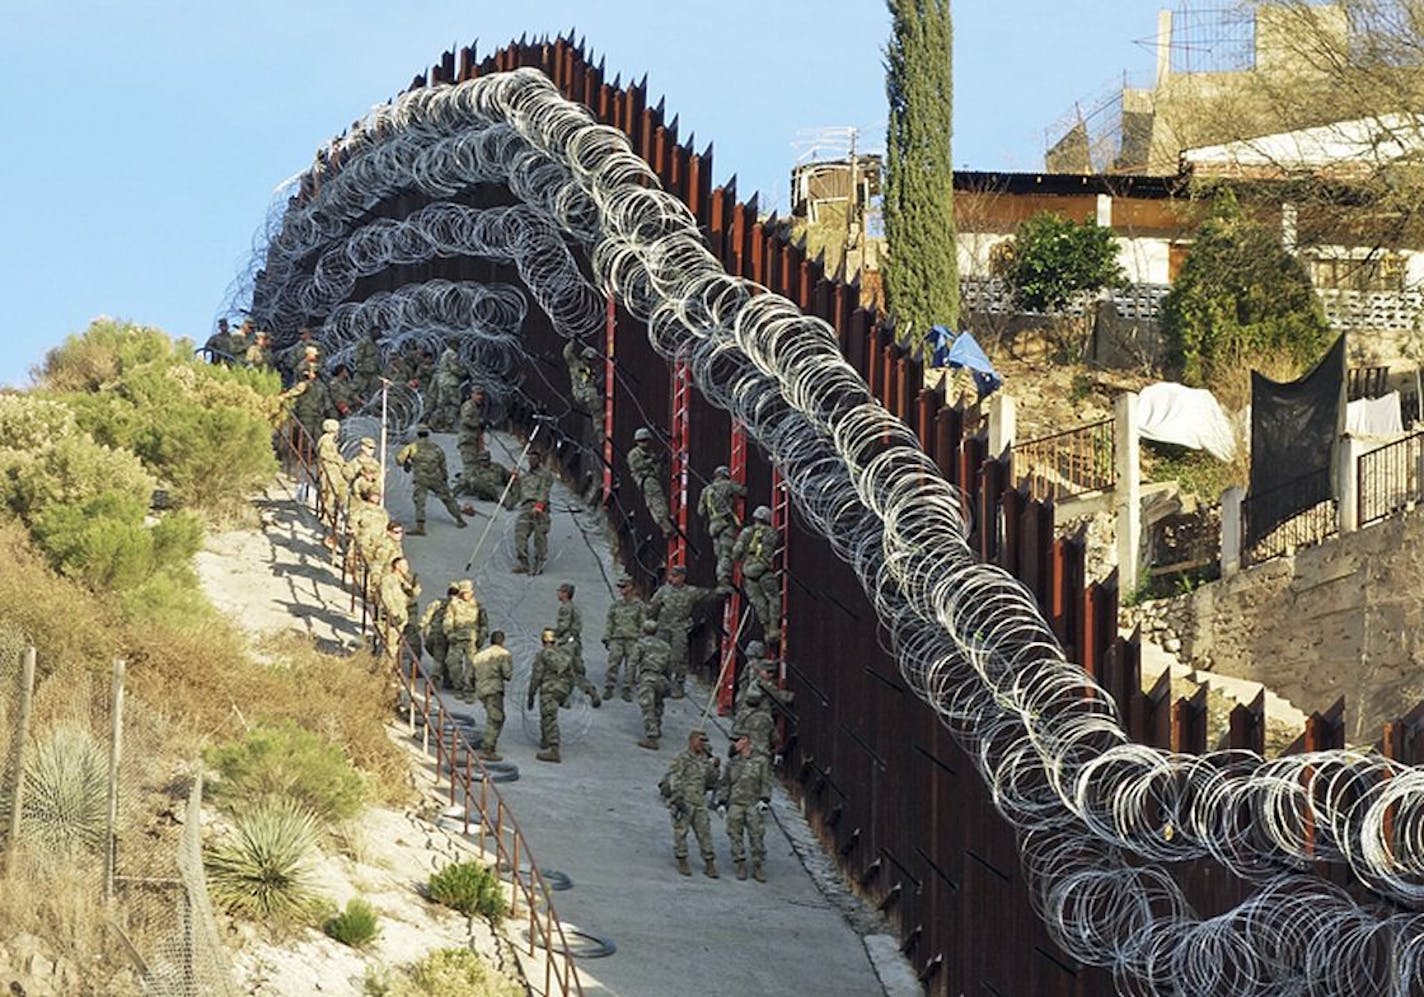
[
  {"left": 378, "top": 379, "right": 390, "bottom": 507},
  {"left": 844, "top": 128, "right": 858, "bottom": 278}
]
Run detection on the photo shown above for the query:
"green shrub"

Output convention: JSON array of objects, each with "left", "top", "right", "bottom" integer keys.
[
  {"left": 37, "top": 319, "right": 180, "bottom": 394},
  {"left": 10, "top": 728, "right": 108, "bottom": 856},
  {"left": 398, "top": 948, "right": 521, "bottom": 997},
  {"left": 324, "top": 897, "right": 381, "bottom": 948},
  {"left": 204, "top": 802, "right": 321, "bottom": 924},
  {"left": 30, "top": 495, "right": 201, "bottom": 593},
  {"left": 427, "top": 861, "right": 506, "bottom": 922},
  {"left": 993, "top": 211, "right": 1124, "bottom": 313},
  {"left": 205, "top": 720, "right": 367, "bottom": 824},
  {"left": 0, "top": 427, "right": 156, "bottom": 521}
]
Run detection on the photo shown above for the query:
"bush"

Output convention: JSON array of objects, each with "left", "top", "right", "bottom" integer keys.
[
  {"left": 993, "top": 211, "right": 1124, "bottom": 313},
  {"left": 1161, "top": 190, "right": 1330, "bottom": 387},
  {"left": 324, "top": 897, "right": 381, "bottom": 948},
  {"left": 427, "top": 861, "right": 506, "bottom": 922},
  {"left": 37, "top": 319, "right": 179, "bottom": 394},
  {"left": 204, "top": 802, "right": 322, "bottom": 924},
  {"left": 397, "top": 948, "right": 522, "bottom": 997},
  {"left": 205, "top": 720, "right": 367, "bottom": 825},
  {"left": 30, "top": 494, "right": 202, "bottom": 593},
  {"left": 9, "top": 728, "right": 108, "bottom": 857}
]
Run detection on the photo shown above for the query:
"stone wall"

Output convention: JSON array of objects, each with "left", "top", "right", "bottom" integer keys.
[{"left": 1150, "top": 509, "right": 1424, "bottom": 744}]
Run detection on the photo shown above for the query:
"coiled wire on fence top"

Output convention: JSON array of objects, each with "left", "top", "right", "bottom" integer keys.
[{"left": 240, "top": 67, "right": 1424, "bottom": 995}]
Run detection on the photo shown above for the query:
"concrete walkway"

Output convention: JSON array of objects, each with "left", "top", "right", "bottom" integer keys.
[{"left": 377, "top": 431, "right": 904, "bottom": 997}]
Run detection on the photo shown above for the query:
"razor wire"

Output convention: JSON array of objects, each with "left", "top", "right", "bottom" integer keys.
[{"left": 240, "top": 67, "right": 1424, "bottom": 994}]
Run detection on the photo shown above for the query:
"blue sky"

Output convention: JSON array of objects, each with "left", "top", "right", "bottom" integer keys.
[{"left": 0, "top": 1, "right": 1164, "bottom": 386}]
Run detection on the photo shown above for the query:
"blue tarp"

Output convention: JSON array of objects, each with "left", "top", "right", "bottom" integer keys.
[{"left": 926, "top": 326, "right": 1002, "bottom": 396}]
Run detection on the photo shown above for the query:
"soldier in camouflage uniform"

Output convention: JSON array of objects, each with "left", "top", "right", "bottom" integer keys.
[
  {"left": 731, "top": 505, "right": 781, "bottom": 643},
  {"left": 553, "top": 583, "right": 601, "bottom": 707},
  {"left": 204, "top": 318, "right": 234, "bottom": 362},
  {"left": 698, "top": 465, "right": 747, "bottom": 586},
  {"left": 732, "top": 646, "right": 794, "bottom": 760},
  {"left": 396, "top": 425, "right": 467, "bottom": 535},
  {"left": 648, "top": 565, "right": 727, "bottom": 699},
  {"left": 456, "top": 386, "right": 488, "bottom": 477},
  {"left": 378, "top": 555, "right": 413, "bottom": 663},
  {"left": 526, "top": 628, "right": 575, "bottom": 763},
  {"left": 286, "top": 366, "right": 331, "bottom": 444},
  {"left": 328, "top": 365, "right": 358, "bottom": 418},
  {"left": 342, "top": 437, "right": 380, "bottom": 511},
  {"left": 420, "top": 583, "right": 458, "bottom": 688},
  {"left": 511, "top": 450, "right": 554, "bottom": 574},
  {"left": 631, "top": 618, "right": 672, "bottom": 750},
  {"left": 245, "top": 330, "right": 274, "bottom": 369},
  {"left": 349, "top": 481, "right": 389, "bottom": 584},
  {"left": 716, "top": 735, "right": 774, "bottom": 881},
  {"left": 470, "top": 631, "right": 514, "bottom": 760},
  {"left": 352, "top": 328, "right": 383, "bottom": 399},
  {"left": 627, "top": 427, "right": 673, "bottom": 537},
  {"left": 368, "top": 520, "right": 406, "bottom": 600},
  {"left": 429, "top": 346, "right": 466, "bottom": 430},
  {"left": 602, "top": 574, "right": 646, "bottom": 701},
  {"left": 563, "top": 340, "right": 603, "bottom": 441},
  {"left": 659, "top": 729, "right": 720, "bottom": 878},
  {"left": 315, "top": 418, "right": 345, "bottom": 543},
  {"left": 442, "top": 580, "right": 484, "bottom": 693},
  {"left": 459, "top": 450, "right": 512, "bottom": 501}
]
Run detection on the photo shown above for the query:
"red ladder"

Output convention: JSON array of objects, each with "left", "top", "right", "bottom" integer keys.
[
  {"left": 668, "top": 353, "right": 692, "bottom": 568},
  {"left": 601, "top": 296, "right": 616, "bottom": 505},
  {"left": 716, "top": 422, "right": 748, "bottom": 715}
]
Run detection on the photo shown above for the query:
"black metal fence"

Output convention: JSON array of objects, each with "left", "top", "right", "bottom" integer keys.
[
  {"left": 1241, "top": 469, "right": 1338, "bottom": 566},
  {"left": 1359, "top": 429, "right": 1424, "bottom": 527}
]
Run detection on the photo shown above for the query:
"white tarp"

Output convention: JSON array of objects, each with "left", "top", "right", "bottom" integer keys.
[
  {"left": 1137, "top": 382, "right": 1237, "bottom": 461},
  {"left": 1346, "top": 391, "right": 1403, "bottom": 436}
]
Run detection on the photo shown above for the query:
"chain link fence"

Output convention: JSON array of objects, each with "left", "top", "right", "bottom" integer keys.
[{"left": 0, "top": 635, "right": 235, "bottom": 996}]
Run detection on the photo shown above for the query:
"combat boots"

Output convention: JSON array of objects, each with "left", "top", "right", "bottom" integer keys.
[
  {"left": 478, "top": 750, "right": 502, "bottom": 762},
  {"left": 676, "top": 857, "right": 691, "bottom": 876},
  {"left": 636, "top": 736, "right": 659, "bottom": 750},
  {"left": 455, "top": 517, "right": 467, "bottom": 529},
  {"left": 535, "top": 746, "right": 561, "bottom": 763},
  {"left": 409, "top": 521, "right": 426, "bottom": 536},
  {"left": 621, "top": 687, "right": 633, "bottom": 702},
  {"left": 735, "top": 860, "right": 747, "bottom": 881},
  {"left": 603, "top": 684, "right": 615, "bottom": 701},
  {"left": 752, "top": 862, "right": 766, "bottom": 883},
  {"left": 703, "top": 859, "right": 719, "bottom": 879}
]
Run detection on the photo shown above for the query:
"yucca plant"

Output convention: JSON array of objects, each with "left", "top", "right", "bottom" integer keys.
[
  {"left": 18, "top": 727, "right": 108, "bottom": 856},
  {"left": 204, "top": 801, "right": 321, "bottom": 924},
  {"left": 324, "top": 896, "right": 381, "bottom": 948},
  {"left": 427, "top": 860, "right": 505, "bottom": 922}
]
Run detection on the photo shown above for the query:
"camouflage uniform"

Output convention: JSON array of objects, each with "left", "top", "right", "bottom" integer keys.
[
  {"left": 459, "top": 452, "right": 511, "bottom": 501},
  {"left": 349, "top": 490, "right": 389, "bottom": 576},
  {"left": 648, "top": 577, "right": 723, "bottom": 695},
  {"left": 717, "top": 748, "right": 773, "bottom": 879},
  {"left": 442, "top": 588, "right": 484, "bottom": 691},
  {"left": 395, "top": 434, "right": 467, "bottom": 531},
  {"left": 456, "top": 394, "right": 488, "bottom": 475},
  {"left": 352, "top": 334, "right": 382, "bottom": 398},
  {"left": 564, "top": 340, "right": 602, "bottom": 441},
  {"left": 342, "top": 444, "right": 381, "bottom": 509},
  {"left": 315, "top": 422, "right": 345, "bottom": 524},
  {"left": 732, "top": 520, "right": 781, "bottom": 642},
  {"left": 328, "top": 371, "right": 358, "bottom": 417},
  {"left": 526, "top": 643, "right": 575, "bottom": 752},
  {"left": 367, "top": 527, "right": 404, "bottom": 599},
  {"left": 698, "top": 476, "right": 747, "bottom": 586},
  {"left": 401, "top": 570, "right": 422, "bottom": 659},
  {"left": 554, "top": 597, "right": 598, "bottom": 698},
  {"left": 659, "top": 738, "right": 720, "bottom": 873},
  {"left": 631, "top": 622, "right": 672, "bottom": 744},
  {"left": 602, "top": 590, "right": 647, "bottom": 698},
  {"left": 733, "top": 658, "right": 794, "bottom": 759},
  {"left": 627, "top": 440, "right": 672, "bottom": 536},
  {"left": 378, "top": 567, "right": 409, "bottom": 661},
  {"left": 512, "top": 461, "right": 554, "bottom": 573},
  {"left": 287, "top": 375, "right": 331, "bottom": 443},
  {"left": 429, "top": 348, "right": 466, "bottom": 429},
  {"left": 419, "top": 595, "right": 451, "bottom": 685},
  {"left": 470, "top": 642, "right": 514, "bottom": 756}
]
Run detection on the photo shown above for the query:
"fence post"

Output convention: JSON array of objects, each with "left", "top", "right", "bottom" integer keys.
[
  {"left": 1337, "top": 435, "right": 1360, "bottom": 534},
  {"left": 1114, "top": 392, "right": 1142, "bottom": 596},
  {"left": 987, "top": 392, "right": 1016, "bottom": 460},
  {"left": 104, "top": 658, "right": 126, "bottom": 904},
  {"left": 7, "top": 647, "right": 36, "bottom": 851},
  {"left": 1220, "top": 486, "right": 1244, "bottom": 578}
]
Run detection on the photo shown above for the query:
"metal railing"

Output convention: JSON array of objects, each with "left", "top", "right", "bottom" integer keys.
[
  {"left": 1359, "top": 430, "right": 1424, "bottom": 528},
  {"left": 275, "top": 419, "right": 584, "bottom": 997},
  {"left": 1348, "top": 365, "right": 1390, "bottom": 401},
  {"left": 1241, "top": 470, "right": 1338, "bottom": 567},
  {"left": 1013, "top": 417, "right": 1115, "bottom": 501}
]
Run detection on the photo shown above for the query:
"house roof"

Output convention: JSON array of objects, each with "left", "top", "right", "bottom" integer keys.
[
  {"left": 953, "top": 170, "right": 1182, "bottom": 199},
  {"left": 1182, "top": 114, "right": 1424, "bottom": 179}
]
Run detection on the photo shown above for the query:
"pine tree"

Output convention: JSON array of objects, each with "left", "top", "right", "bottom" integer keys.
[{"left": 883, "top": 0, "right": 959, "bottom": 344}]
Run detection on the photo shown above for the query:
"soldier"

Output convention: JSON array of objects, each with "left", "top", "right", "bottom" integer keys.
[
  {"left": 526, "top": 628, "right": 575, "bottom": 763},
  {"left": 429, "top": 346, "right": 466, "bottom": 430},
  {"left": 648, "top": 565, "right": 727, "bottom": 699},
  {"left": 342, "top": 437, "right": 381, "bottom": 511},
  {"left": 553, "top": 583, "right": 602, "bottom": 707},
  {"left": 564, "top": 340, "right": 603, "bottom": 440},
  {"left": 285, "top": 366, "right": 331, "bottom": 445},
  {"left": 245, "top": 330, "right": 274, "bottom": 369},
  {"left": 470, "top": 631, "right": 514, "bottom": 761},
  {"left": 658, "top": 729, "right": 720, "bottom": 878},
  {"left": 631, "top": 618, "right": 672, "bottom": 750},
  {"left": 401, "top": 558, "right": 422, "bottom": 659},
  {"left": 349, "top": 480, "right": 389, "bottom": 581},
  {"left": 315, "top": 418, "right": 345, "bottom": 543},
  {"left": 442, "top": 580, "right": 484, "bottom": 694},
  {"left": 297, "top": 342, "right": 322, "bottom": 381},
  {"left": 420, "top": 583, "right": 458, "bottom": 688},
  {"left": 205, "top": 318, "right": 234, "bottom": 361},
  {"left": 698, "top": 465, "right": 747, "bottom": 586},
  {"left": 396, "top": 425, "right": 467, "bottom": 535},
  {"left": 368, "top": 520, "right": 406, "bottom": 598},
  {"left": 731, "top": 505, "right": 781, "bottom": 643},
  {"left": 733, "top": 648, "right": 794, "bottom": 760},
  {"left": 328, "top": 365, "right": 358, "bottom": 418},
  {"left": 511, "top": 450, "right": 554, "bottom": 575},
  {"left": 352, "top": 327, "right": 383, "bottom": 399},
  {"left": 458, "top": 450, "right": 512, "bottom": 501},
  {"left": 716, "top": 735, "right": 773, "bottom": 882},
  {"left": 602, "top": 574, "right": 646, "bottom": 701},
  {"left": 457, "top": 385, "right": 488, "bottom": 477},
  {"left": 378, "top": 556, "right": 412, "bottom": 663},
  {"left": 415, "top": 345, "right": 437, "bottom": 389},
  {"left": 627, "top": 427, "right": 673, "bottom": 537}
]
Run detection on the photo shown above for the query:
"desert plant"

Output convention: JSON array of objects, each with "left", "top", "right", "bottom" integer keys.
[
  {"left": 204, "top": 801, "right": 322, "bottom": 924},
  {"left": 13, "top": 727, "right": 108, "bottom": 856},
  {"left": 427, "top": 860, "right": 506, "bottom": 922},
  {"left": 324, "top": 897, "right": 381, "bottom": 948},
  {"left": 204, "top": 720, "right": 367, "bottom": 824},
  {"left": 398, "top": 947, "right": 521, "bottom": 997}
]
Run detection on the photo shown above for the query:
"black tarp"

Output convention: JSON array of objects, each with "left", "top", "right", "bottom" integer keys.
[{"left": 1247, "top": 335, "right": 1345, "bottom": 547}]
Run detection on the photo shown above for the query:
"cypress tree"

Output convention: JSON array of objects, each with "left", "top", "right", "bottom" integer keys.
[{"left": 883, "top": 0, "right": 959, "bottom": 343}]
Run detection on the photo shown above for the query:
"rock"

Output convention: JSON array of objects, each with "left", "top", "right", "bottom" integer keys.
[{"left": 1164, "top": 637, "right": 1182, "bottom": 653}]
